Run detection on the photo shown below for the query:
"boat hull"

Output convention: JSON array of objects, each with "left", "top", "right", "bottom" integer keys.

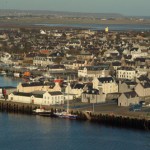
[{"left": 54, "top": 112, "right": 78, "bottom": 119}]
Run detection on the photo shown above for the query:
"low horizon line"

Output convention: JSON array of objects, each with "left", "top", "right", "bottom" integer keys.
[{"left": 0, "top": 9, "right": 149, "bottom": 17}]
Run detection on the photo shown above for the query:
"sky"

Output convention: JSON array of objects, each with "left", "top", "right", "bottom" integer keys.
[{"left": 0, "top": 0, "right": 150, "bottom": 16}]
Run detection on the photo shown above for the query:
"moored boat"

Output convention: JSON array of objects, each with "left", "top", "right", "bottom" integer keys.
[
  {"left": 32, "top": 108, "right": 51, "bottom": 115},
  {"left": 54, "top": 77, "right": 78, "bottom": 119},
  {"left": 54, "top": 111, "right": 77, "bottom": 119},
  {"left": 14, "top": 72, "right": 20, "bottom": 78},
  {"left": 0, "top": 71, "right": 6, "bottom": 76}
]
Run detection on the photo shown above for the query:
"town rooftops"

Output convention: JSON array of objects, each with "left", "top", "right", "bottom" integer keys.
[
  {"left": 83, "top": 89, "right": 99, "bottom": 94},
  {"left": 98, "top": 76, "right": 114, "bottom": 83},
  {"left": 117, "top": 66, "right": 135, "bottom": 71},
  {"left": 141, "top": 82, "right": 150, "bottom": 88},
  {"left": 13, "top": 91, "right": 63, "bottom": 97},
  {"left": 137, "top": 76, "right": 150, "bottom": 82},
  {"left": 48, "top": 91, "right": 63, "bottom": 95},
  {"left": 47, "top": 65, "right": 65, "bottom": 69},
  {"left": 21, "top": 82, "right": 52, "bottom": 87},
  {"left": 112, "top": 61, "right": 121, "bottom": 66},
  {"left": 124, "top": 91, "right": 138, "bottom": 99},
  {"left": 73, "top": 83, "right": 85, "bottom": 89},
  {"left": 79, "top": 64, "right": 110, "bottom": 71},
  {"left": 13, "top": 92, "right": 43, "bottom": 98},
  {"left": 125, "top": 81, "right": 137, "bottom": 86}
]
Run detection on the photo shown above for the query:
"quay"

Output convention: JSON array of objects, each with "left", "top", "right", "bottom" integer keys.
[{"left": 0, "top": 99, "right": 149, "bottom": 130}]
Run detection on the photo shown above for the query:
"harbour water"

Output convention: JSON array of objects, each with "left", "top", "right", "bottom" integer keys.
[
  {"left": 0, "top": 113, "right": 149, "bottom": 150},
  {"left": 0, "top": 76, "right": 21, "bottom": 87},
  {"left": 0, "top": 76, "right": 150, "bottom": 150},
  {"left": 36, "top": 23, "right": 150, "bottom": 31}
]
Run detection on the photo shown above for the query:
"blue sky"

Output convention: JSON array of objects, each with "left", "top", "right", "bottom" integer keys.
[{"left": 0, "top": 0, "right": 150, "bottom": 16}]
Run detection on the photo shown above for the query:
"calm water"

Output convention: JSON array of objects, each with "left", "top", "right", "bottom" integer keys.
[
  {"left": 0, "top": 76, "right": 150, "bottom": 150},
  {"left": 0, "top": 113, "right": 149, "bottom": 150},
  {"left": 36, "top": 23, "right": 150, "bottom": 31},
  {"left": 0, "top": 76, "right": 21, "bottom": 87}
]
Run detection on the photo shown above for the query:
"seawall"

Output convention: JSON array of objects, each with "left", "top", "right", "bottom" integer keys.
[{"left": 0, "top": 100, "right": 149, "bottom": 131}]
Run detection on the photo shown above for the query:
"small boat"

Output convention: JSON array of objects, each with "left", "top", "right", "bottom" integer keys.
[
  {"left": 0, "top": 71, "right": 6, "bottom": 76},
  {"left": 54, "top": 111, "right": 77, "bottom": 119},
  {"left": 14, "top": 72, "right": 20, "bottom": 78},
  {"left": 32, "top": 107, "right": 51, "bottom": 115}
]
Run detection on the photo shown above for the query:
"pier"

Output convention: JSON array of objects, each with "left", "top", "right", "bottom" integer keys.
[{"left": 0, "top": 100, "right": 149, "bottom": 130}]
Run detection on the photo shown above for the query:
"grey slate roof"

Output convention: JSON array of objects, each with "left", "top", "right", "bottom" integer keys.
[
  {"left": 48, "top": 91, "right": 63, "bottom": 95},
  {"left": 124, "top": 91, "right": 138, "bottom": 99},
  {"left": 21, "top": 82, "right": 52, "bottom": 87},
  {"left": 98, "top": 77, "right": 114, "bottom": 83},
  {"left": 73, "top": 83, "right": 85, "bottom": 89},
  {"left": 141, "top": 82, "right": 150, "bottom": 88},
  {"left": 13, "top": 92, "right": 43, "bottom": 98}
]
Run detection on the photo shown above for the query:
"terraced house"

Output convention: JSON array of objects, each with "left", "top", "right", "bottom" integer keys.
[{"left": 92, "top": 76, "right": 118, "bottom": 94}]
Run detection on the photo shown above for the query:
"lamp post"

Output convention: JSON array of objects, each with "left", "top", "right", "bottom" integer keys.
[{"left": 92, "top": 102, "right": 94, "bottom": 113}]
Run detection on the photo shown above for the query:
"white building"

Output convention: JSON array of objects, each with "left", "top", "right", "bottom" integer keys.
[
  {"left": 130, "top": 48, "right": 148, "bottom": 60},
  {"left": 117, "top": 67, "right": 136, "bottom": 80},
  {"left": 8, "top": 91, "right": 64, "bottom": 106},
  {"left": 78, "top": 66, "right": 110, "bottom": 78},
  {"left": 33, "top": 56, "right": 54, "bottom": 66},
  {"left": 92, "top": 76, "right": 118, "bottom": 94},
  {"left": 118, "top": 91, "right": 139, "bottom": 106},
  {"left": 65, "top": 83, "right": 87, "bottom": 98},
  {"left": 82, "top": 89, "right": 106, "bottom": 103}
]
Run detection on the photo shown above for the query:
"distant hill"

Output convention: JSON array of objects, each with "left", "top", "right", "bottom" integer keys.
[{"left": 0, "top": 9, "right": 123, "bottom": 18}]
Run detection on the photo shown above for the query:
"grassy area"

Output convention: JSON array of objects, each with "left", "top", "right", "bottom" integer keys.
[{"left": 0, "top": 17, "right": 150, "bottom": 26}]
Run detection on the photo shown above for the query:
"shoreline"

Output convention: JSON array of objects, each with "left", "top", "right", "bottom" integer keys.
[
  {"left": 0, "top": 100, "right": 149, "bottom": 131},
  {"left": 0, "top": 22, "right": 150, "bottom": 31}
]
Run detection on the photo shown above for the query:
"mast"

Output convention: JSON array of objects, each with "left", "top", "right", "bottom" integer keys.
[{"left": 67, "top": 77, "right": 69, "bottom": 113}]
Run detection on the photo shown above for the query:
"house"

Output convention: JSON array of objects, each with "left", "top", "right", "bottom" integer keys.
[
  {"left": 119, "top": 80, "right": 137, "bottom": 93},
  {"left": 47, "top": 65, "right": 66, "bottom": 72},
  {"left": 135, "top": 82, "right": 150, "bottom": 98},
  {"left": 135, "top": 76, "right": 150, "bottom": 98},
  {"left": 72, "top": 60, "right": 88, "bottom": 70},
  {"left": 76, "top": 49, "right": 93, "bottom": 60},
  {"left": 65, "top": 82, "right": 88, "bottom": 98},
  {"left": 118, "top": 91, "right": 139, "bottom": 106},
  {"left": 135, "top": 65, "right": 149, "bottom": 77},
  {"left": 92, "top": 76, "right": 118, "bottom": 94},
  {"left": 112, "top": 61, "right": 121, "bottom": 70},
  {"left": 66, "top": 40, "right": 81, "bottom": 48},
  {"left": 8, "top": 91, "right": 44, "bottom": 105},
  {"left": 43, "top": 91, "right": 64, "bottom": 105},
  {"left": 8, "top": 91, "right": 64, "bottom": 106},
  {"left": 82, "top": 89, "right": 106, "bottom": 103},
  {"left": 17, "top": 82, "right": 60, "bottom": 93},
  {"left": 117, "top": 67, "right": 136, "bottom": 80},
  {"left": 136, "top": 75, "right": 150, "bottom": 84},
  {"left": 33, "top": 54, "right": 54, "bottom": 66},
  {"left": 78, "top": 64, "right": 111, "bottom": 78},
  {"left": 130, "top": 48, "right": 147, "bottom": 60}
]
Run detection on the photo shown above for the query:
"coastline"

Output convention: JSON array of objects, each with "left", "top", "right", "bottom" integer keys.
[{"left": 0, "top": 99, "right": 149, "bottom": 131}]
